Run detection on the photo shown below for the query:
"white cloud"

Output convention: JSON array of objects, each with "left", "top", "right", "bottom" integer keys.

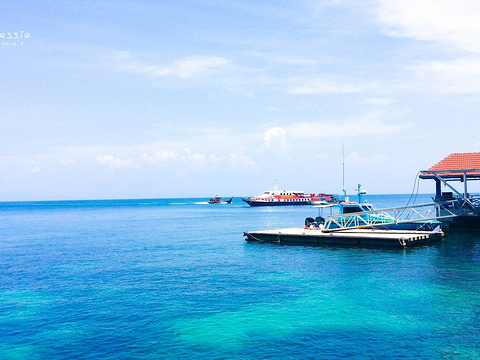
[
  {"left": 31, "top": 165, "right": 41, "bottom": 174},
  {"left": 249, "top": 51, "right": 318, "bottom": 66},
  {"left": 287, "top": 113, "right": 412, "bottom": 139},
  {"left": 346, "top": 151, "right": 389, "bottom": 164},
  {"left": 286, "top": 111, "right": 413, "bottom": 140},
  {"left": 152, "top": 56, "right": 229, "bottom": 78},
  {"left": 208, "top": 154, "right": 225, "bottom": 162},
  {"left": 412, "top": 57, "right": 480, "bottom": 94},
  {"left": 289, "top": 78, "right": 377, "bottom": 94},
  {"left": 263, "top": 127, "right": 288, "bottom": 148},
  {"left": 228, "top": 151, "right": 256, "bottom": 167},
  {"left": 141, "top": 150, "right": 178, "bottom": 163},
  {"left": 186, "top": 152, "right": 206, "bottom": 164},
  {"left": 372, "top": 153, "right": 389, "bottom": 162},
  {"left": 363, "top": 98, "right": 394, "bottom": 106},
  {"left": 348, "top": 151, "right": 367, "bottom": 163},
  {"left": 376, "top": 0, "right": 480, "bottom": 52},
  {"left": 315, "top": 153, "right": 330, "bottom": 160},
  {"left": 96, "top": 155, "right": 139, "bottom": 169},
  {"left": 374, "top": 1, "right": 480, "bottom": 95},
  {"left": 113, "top": 52, "right": 230, "bottom": 79},
  {"left": 61, "top": 159, "right": 76, "bottom": 166},
  {"left": 181, "top": 148, "right": 207, "bottom": 167},
  {"left": 138, "top": 147, "right": 255, "bottom": 169}
]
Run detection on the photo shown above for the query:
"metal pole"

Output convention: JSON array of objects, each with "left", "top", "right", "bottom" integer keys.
[{"left": 342, "top": 143, "right": 346, "bottom": 198}]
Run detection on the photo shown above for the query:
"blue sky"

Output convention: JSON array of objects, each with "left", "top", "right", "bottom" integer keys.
[{"left": 2, "top": 0, "right": 480, "bottom": 201}]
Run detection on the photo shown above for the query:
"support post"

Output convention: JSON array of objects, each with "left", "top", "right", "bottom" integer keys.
[{"left": 435, "top": 178, "right": 441, "bottom": 200}]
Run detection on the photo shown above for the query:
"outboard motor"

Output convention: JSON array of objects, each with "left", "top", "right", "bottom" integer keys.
[
  {"left": 305, "top": 217, "right": 315, "bottom": 227},
  {"left": 315, "top": 216, "right": 325, "bottom": 225}
]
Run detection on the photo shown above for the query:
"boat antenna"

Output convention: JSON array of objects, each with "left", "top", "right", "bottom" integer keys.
[
  {"left": 356, "top": 184, "right": 363, "bottom": 203},
  {"left": 342, "top": 143, "right": 346, "bottom": 199}
]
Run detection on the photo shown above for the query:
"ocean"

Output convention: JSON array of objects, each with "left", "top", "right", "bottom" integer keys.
[{"left": 1, "top": 194, "right": 480, "bottom": 359}]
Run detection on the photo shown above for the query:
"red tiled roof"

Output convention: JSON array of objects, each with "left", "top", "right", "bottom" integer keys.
[{"left": 421, "top": 152, "right": 480, "bottom": 178}]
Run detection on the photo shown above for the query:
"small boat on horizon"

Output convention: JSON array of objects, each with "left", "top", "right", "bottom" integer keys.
[
  {"left": 242, "top": 181, "right": 338, "bottom": 207},
  {"left": 208, "top": 196, "right": 233, "bottom": 204}
]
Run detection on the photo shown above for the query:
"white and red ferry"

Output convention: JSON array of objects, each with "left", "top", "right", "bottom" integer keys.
[{"left": 242, "top": 181, "right": 338, "bottom": 207}]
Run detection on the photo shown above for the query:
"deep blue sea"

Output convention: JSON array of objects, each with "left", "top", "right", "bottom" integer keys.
[{"left": 1, "top": 194, "right": 480, "bottom": 359}]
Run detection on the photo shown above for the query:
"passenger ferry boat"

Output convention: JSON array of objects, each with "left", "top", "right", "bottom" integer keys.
[{"left": 242, "top": 181, "right": 337, "bottom": 207}]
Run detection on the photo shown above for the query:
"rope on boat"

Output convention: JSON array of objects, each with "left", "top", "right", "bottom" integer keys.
[
  {"left": 244, "top": 232, "right": 261, "bottom": 242},
  {"left": 244, "top": 231, "right": 283, "bottom": 242}
]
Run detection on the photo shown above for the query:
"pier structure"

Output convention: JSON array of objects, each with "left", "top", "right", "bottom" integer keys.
[
  {"left": 244, "top": 153, "right": 480, "bottom": 247},
  {"left": 320, "top": 202, "right": 453, "bottom": 232},
  {"left": 244, "top": 201, "right": 449, "bottom": 248},
  {"left": 419, "top": 152, "right": 480, "bottom": 229},
  {"left": 244, "top": 228, "right": 443, "bottom": 248}
]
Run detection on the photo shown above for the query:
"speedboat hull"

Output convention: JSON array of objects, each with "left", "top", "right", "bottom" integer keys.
[{"left": 208, "top": 196, "right": 233, "bottom": 204}]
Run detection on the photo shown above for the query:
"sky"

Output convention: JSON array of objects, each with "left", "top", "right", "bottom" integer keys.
[{"left": 2, "top": 0, "right": 480, "bottom": 201}]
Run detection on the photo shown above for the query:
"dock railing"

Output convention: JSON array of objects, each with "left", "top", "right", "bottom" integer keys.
[{"left": 323, "top": 201, "right": 458, "bottom": 232}]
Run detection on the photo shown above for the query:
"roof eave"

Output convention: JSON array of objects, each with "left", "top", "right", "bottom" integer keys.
[{"left": 420, "top": 169, "right": 480, "bottom": 180}]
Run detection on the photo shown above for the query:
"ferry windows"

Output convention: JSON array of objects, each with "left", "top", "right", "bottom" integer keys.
[{"left": 344, "top": 206, "right": 362, "bottom": 213}]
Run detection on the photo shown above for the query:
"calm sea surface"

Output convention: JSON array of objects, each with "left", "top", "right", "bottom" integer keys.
[{"left": 1, "top": 194, "right": 480, "bottom": 359}]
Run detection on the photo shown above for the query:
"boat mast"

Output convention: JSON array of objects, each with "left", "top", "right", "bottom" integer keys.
[
  {"left": 356, "top": 184, "right": 365, "bottom": 203},
  {"left": 342, "top": 143, "right": 346, "bottom": 199}
]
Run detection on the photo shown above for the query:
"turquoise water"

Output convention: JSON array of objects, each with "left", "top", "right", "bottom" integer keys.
[{"left": 1, "top": 195, "right": 480, "bottom": 359}]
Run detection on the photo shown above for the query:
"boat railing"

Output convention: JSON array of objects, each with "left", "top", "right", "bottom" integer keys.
[{"left": 322, "top": 201, "right": 458, "bottom": 232}]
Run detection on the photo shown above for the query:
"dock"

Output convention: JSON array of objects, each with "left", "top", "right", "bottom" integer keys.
[
  {"left": 419, "top": 152, "right": 480, "bottom": 229},
  {"left": 244, "top": 227, "right": 443, "bottom": 248}
]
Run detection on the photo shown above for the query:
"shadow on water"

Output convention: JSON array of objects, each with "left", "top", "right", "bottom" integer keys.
[
  {"left": 437, "top": 228, "right": 480, "bottom": 259},
  {"left": 243, "top": 227, "right": 480, "bottom": 261},
  {"left": 243, "top": 239, "right": 424, "bottom": 252}
]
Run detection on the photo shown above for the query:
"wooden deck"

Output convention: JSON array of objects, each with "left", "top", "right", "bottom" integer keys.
[{"left": 244, "top": 227, "right": 443, "bottom": 248}]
